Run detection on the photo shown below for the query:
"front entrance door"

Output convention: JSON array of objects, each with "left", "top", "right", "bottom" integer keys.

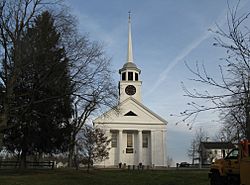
[{"left": 125, "top": 133, "right": 135, "bottom": 165}]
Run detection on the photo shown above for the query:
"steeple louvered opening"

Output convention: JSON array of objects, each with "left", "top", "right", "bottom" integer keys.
[
  {"left": 135, "top": 73, "right": 139, "bottom": 81},
  {"left": 122, "top": 72, "right": 126, "bottom": 81},
  {"left": 121, "top": 71, "right": 139, "bottom": 81},
  {"left": 128, "top": 72, "right": 133, "bottom": 81}
]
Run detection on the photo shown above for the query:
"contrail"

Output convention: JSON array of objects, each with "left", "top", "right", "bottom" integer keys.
[
  {"left": 144, "top": 0, "right": 249, "bottom": 97},
  {"left": 145, "top": 30, "right": 213, "bottom": 97},
  {"left": 144, "top": 31, "right": 214, "bottom": 97}
]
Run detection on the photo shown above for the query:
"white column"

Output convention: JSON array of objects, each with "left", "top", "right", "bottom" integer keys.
[
  {"left": 138, "top": 130, "right": 142, "bottom": 164},
  {"left": 162, "top": 130, "right": 166, "bottom": 166},
  {"left": 118, "top": 130, "right": 123, "bottom": 163},
  {"left": 150, "top": 130, "right": 154, "bottom": 167},
  {"left": 105, "top": 129, "right": 110, "bottom": 166},
  {"left": 163, "top": 129, "right": 167, "bottom": 166}
]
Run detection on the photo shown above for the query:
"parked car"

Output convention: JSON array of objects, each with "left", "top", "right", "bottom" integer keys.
[{"left": 179, "top": 162, "right": 190, "bottom": 167}]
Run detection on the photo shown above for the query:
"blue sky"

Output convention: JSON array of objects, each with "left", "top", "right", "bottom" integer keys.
[{"left": 65, "top": 0, "right": 250, "bottom": 163}]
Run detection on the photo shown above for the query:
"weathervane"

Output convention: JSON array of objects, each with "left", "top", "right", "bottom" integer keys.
[{"left": 128, "top": 10, "right": 131, "bottom": 21}]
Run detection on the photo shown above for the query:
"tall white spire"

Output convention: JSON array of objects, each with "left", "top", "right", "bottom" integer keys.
[{"left": 127, "top": 11, "right": 133, "bottom": 63}]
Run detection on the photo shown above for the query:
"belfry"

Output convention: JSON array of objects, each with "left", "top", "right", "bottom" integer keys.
[{"left": 94, "top": 13, "right": 167, "bottom": 167}]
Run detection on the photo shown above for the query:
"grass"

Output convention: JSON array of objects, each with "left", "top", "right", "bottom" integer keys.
[{"left": 0, "top": 168, "right": 209, "bottom": 185}]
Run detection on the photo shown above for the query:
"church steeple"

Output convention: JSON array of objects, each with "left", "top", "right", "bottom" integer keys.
[
  {"left": 119, "top": 12, "right": 142, "bottom": 103},
  {"left": 119, "top": 12, "right": 141, "bottom": 74},
  {"left": 127, "top": 11, "right": 133, "bottom": 63}
]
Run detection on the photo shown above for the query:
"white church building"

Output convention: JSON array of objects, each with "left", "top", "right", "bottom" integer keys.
[{"left": 94, "top": 14, "right": 167, "bottom": 167}]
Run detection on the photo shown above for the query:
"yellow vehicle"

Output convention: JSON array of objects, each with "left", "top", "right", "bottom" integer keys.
[{"left": 209, "top": 140, "right": 250, "bottom": 185}]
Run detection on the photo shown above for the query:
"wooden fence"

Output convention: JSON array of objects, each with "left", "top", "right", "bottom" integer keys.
[{"left": 0, "top": 160, "right": 54, "bottom": 169}]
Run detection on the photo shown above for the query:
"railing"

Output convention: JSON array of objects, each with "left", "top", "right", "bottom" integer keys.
[{"left": 0, "top": 160, "right": 54, "bottom": 169}]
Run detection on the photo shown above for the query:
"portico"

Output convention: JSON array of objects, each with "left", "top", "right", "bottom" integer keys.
[{"left": 109, "top": 129, "right": 151, "bottom": 165}]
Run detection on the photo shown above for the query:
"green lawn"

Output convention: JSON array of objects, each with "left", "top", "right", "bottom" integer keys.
[{"left": 0, "top": 169, "right": 209, "bottom": 185}]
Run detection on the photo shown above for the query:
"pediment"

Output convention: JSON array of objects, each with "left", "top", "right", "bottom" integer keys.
[{"left": 94, "top": 97, "right": 167, "bottom": 125}]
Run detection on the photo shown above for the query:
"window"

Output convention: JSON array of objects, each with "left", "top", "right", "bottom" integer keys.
[
  {"left": 222, "top": 150, "right": 226, "bottom": 158},
  {"left": 111, "top": 133, "right": 117, "bottom": 147},
  {"left": 128, "top": 72, "right": 133, "bottom": 81},
  {"left": 127, "top": 133, "right": 133, "bottom": 147},
  {"left": 225, "top": 149, "right": 239, "bottom": 159},
  {"left": 142, "top": 134, "right": 148, "bottom": 148},
  {"left": 135, "top": 73, "right": 138, "bottom": 81},
  {"left": 122, "top": 72, "right": 126, "bottom": 81},
  {"left": 124, "top": 111, "right": 137, "bottom": 116}
]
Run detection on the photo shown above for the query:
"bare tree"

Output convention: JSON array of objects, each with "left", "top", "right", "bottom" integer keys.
[
  {"left": 166, "top": 156, "right": 174, "bottom": 167},
  {"left": 187, "top": 128, "right": 209, "bottom": 165},
  {"left": 187, "top": 139, "right": 197, "bottom": 165},
  {"left": 216, "top": 104, "right": 246, "bottom": 143},
  {"left": 68, "top": 68, "right": 117, "bottom": 168},
  {"left": 77, "top": 125, "right": 110, "bottom": 172},
  {"left": 179, "top": 1, "right": 250, "bottom": 140}
]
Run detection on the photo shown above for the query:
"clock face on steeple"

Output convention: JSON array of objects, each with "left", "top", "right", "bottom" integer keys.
[{"left": 125, "top": 85, "right": 136, "bottom": 96}]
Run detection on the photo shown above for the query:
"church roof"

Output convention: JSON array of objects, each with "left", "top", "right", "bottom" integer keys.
[
  {"left": 119, "top": 62, "right": 141, "bottom": 73},
  {"left": 129, "top": 97, "right": 167, "bottom": 124},
  {"left": 94, "top": 97, "right": 167, "bottom": 125}
]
